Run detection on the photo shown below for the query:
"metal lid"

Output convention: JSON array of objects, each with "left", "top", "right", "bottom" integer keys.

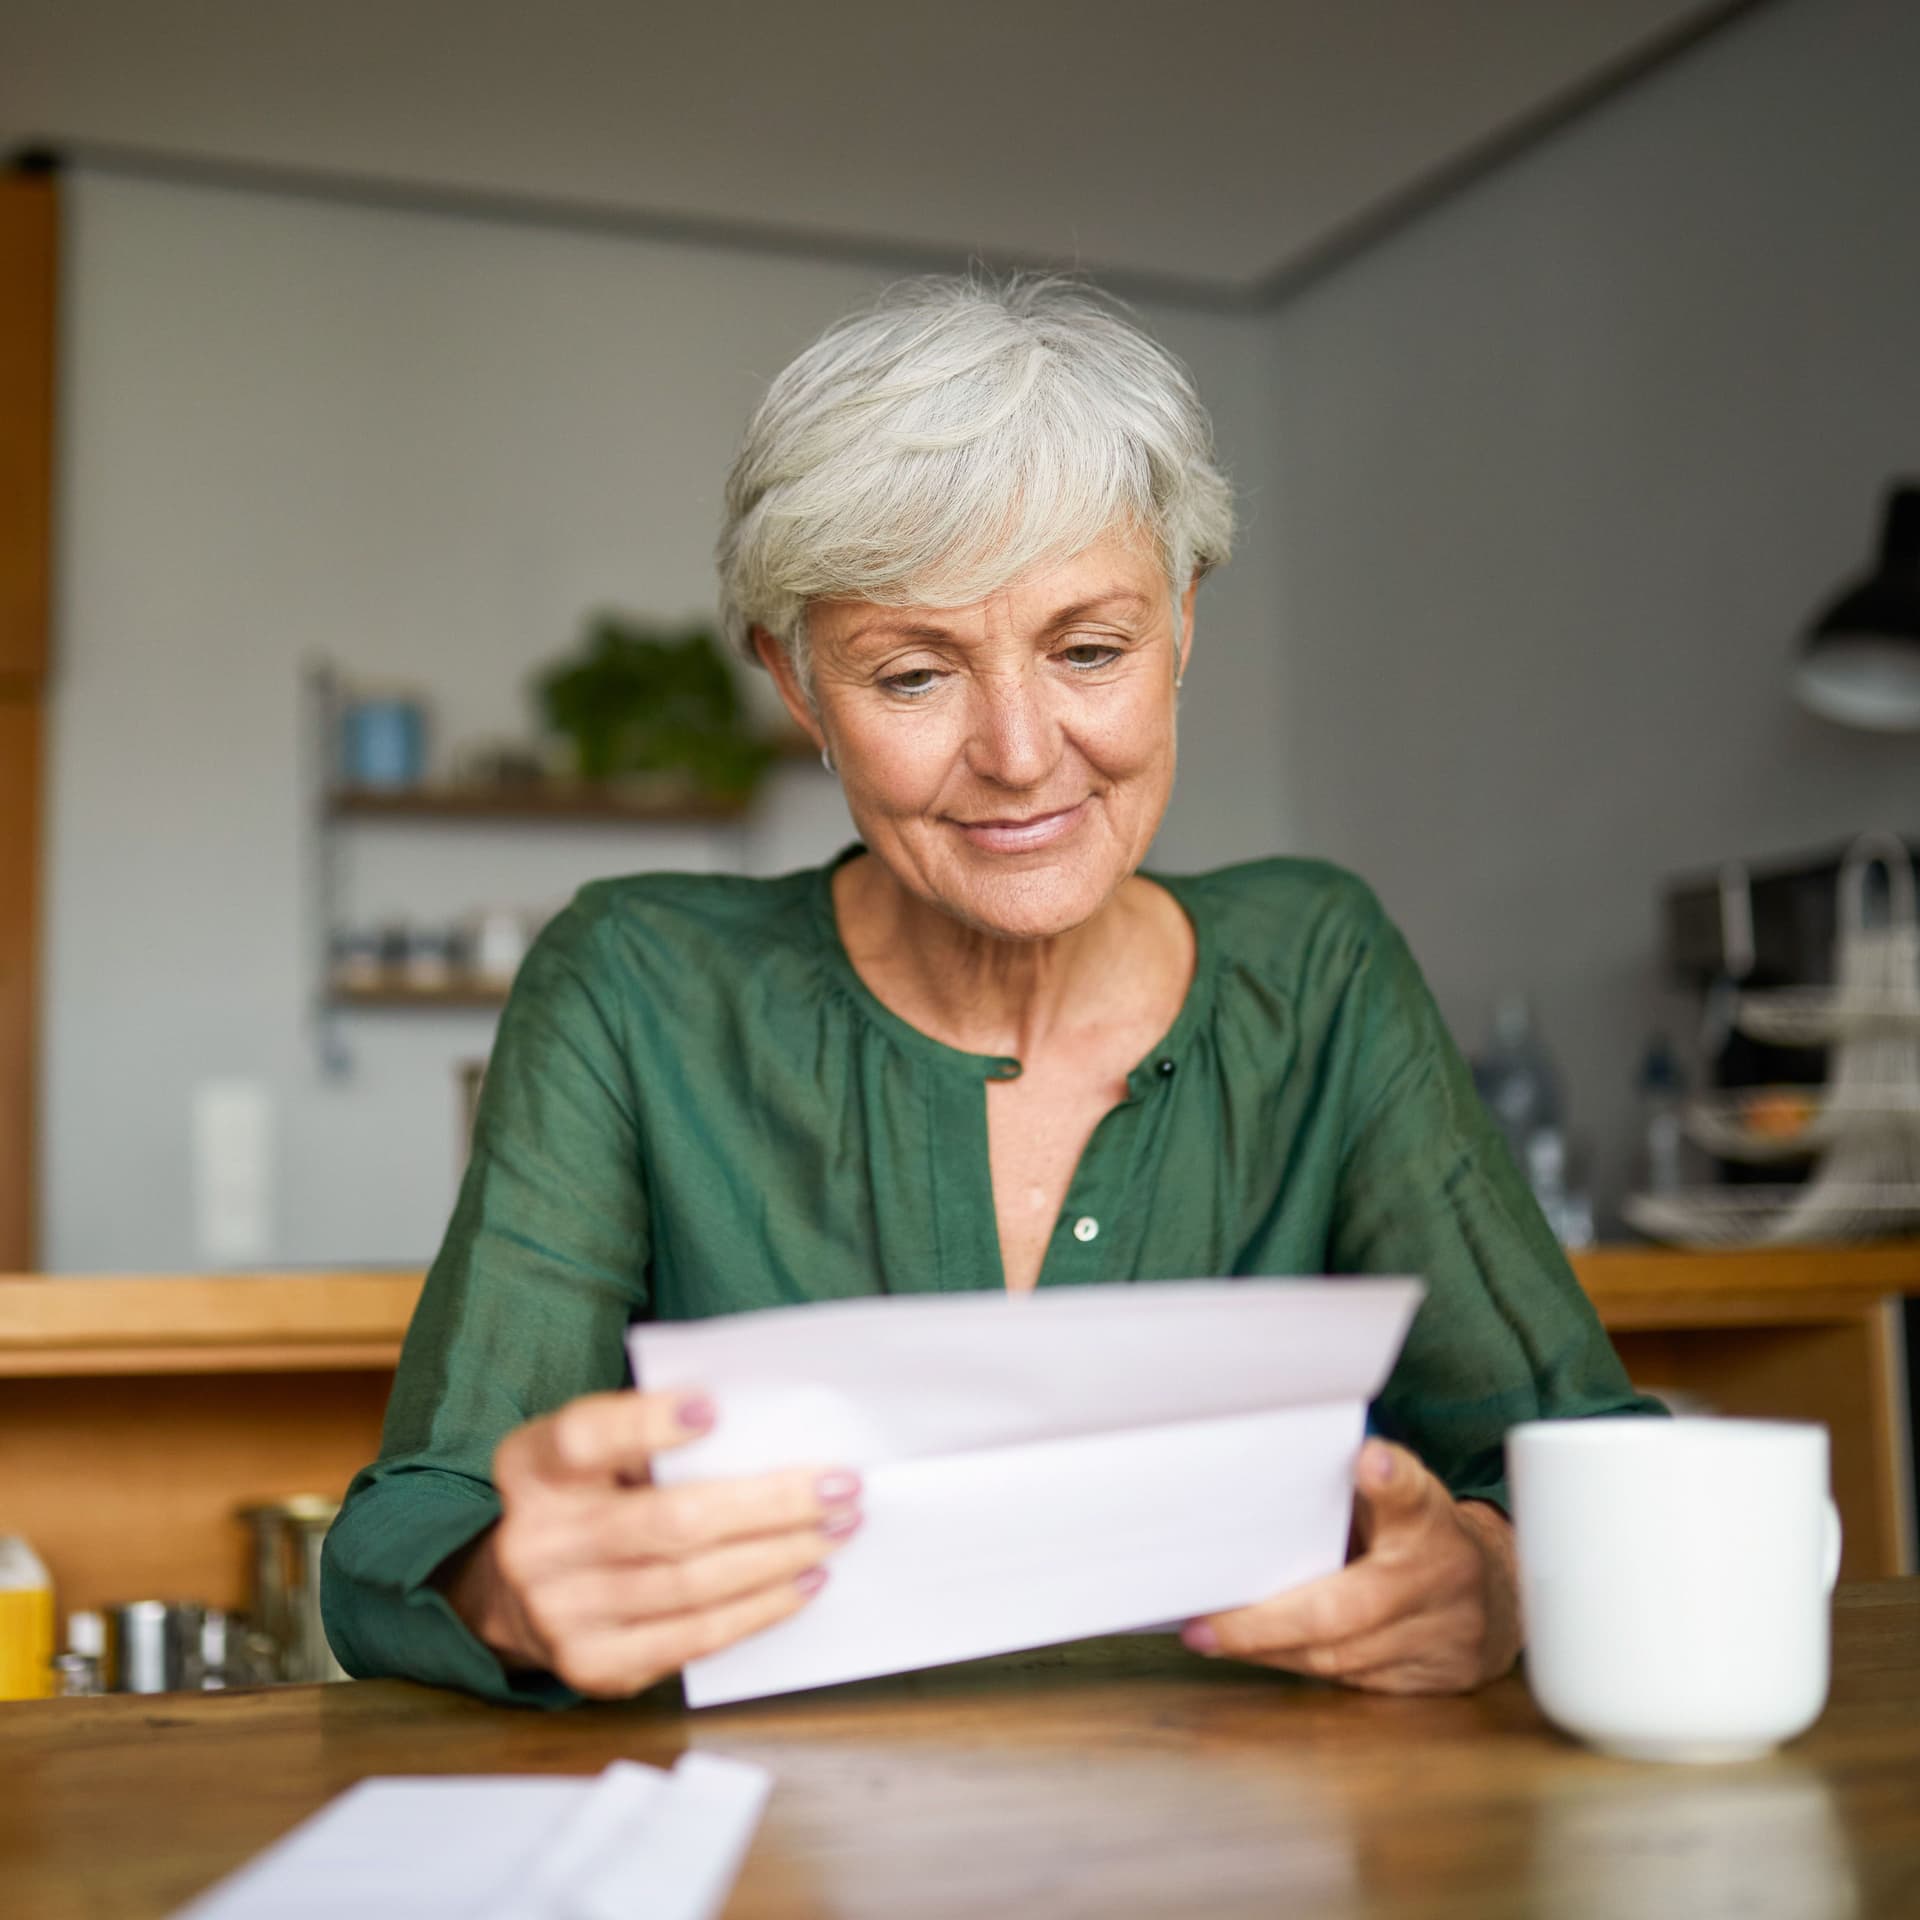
[{"left": 235, "top": 1494, "right": 341, "bottom": 1525}]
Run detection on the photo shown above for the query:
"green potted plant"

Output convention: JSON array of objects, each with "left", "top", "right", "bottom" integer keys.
[{"left": 533, "top": 615, "right": 776, "bottom": 804}]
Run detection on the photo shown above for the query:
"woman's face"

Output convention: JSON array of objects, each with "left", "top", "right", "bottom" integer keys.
[{"left": 760, "top": 529, "right": 1195, "bottom": 941}]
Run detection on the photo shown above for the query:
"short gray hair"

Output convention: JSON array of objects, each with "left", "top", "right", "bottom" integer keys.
[{"left": 716, "top": 274, "right": 1235, "bottom": 675}]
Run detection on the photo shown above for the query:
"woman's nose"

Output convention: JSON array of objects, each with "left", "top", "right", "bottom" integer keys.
[{"left": 964, "top": 675, "right": 1059, "bottom": 790}]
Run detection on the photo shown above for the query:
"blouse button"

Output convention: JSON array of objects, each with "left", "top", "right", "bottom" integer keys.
[
  {"left": 1072, "top": 1216, "right": 1100, "bottom": 1243},
  {"left": 1156, "top": 1058, "right": 1177, "bottom": 1078}
]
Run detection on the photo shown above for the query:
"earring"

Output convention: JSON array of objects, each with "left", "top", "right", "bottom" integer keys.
[{"left": 820, "top": 743, "right": 836, "bottom": 774}]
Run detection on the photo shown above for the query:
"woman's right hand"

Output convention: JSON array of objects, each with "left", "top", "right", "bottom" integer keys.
[{"left": 440, "top": 1387, "right": 861, "bottom": 1698}]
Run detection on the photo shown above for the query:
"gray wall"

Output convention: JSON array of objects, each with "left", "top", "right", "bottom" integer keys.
[
  {"left": 1264, "top": 0, "right": 1919, "bottom": 1214},
  {"left": 40, "top": 173, "right": 1280, "bottom": 1270},
  {"left": 41, "top": 0, "right": 1920, "bottom": 1269}
]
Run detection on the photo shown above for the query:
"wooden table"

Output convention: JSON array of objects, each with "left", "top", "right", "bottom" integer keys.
[{"left": 3, "top": 1582, "right": 1916, "bottom": 1919}]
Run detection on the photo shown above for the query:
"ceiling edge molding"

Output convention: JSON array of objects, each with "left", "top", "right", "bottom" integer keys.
[
  {"left": 1249, "top": 0, "right": 1775, "bottom": 309},
  {"left": 4, "top": 140, "right": 1266, "bottom": 316}
]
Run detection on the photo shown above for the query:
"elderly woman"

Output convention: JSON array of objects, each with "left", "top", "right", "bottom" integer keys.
[{"left": 322, "top": 277, "right": 1658, "bottom": 1707}]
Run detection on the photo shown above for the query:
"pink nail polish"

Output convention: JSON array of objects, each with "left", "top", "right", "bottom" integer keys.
[
  {"left": 676, "top": 1394, "right": 717, "bottom": 1433},
  {"left": 1182, "top": 1621, "right": 1220, "bottom": 1655},
  {"left": 815, "top": 1469, "right": 862, "bottom": 1505},
  {"left": 795, "top": 1566, "right": 830, "bottom": 1595},
  {"left": 820, "top": 1507, "right": 864, "bottom": 1540}
]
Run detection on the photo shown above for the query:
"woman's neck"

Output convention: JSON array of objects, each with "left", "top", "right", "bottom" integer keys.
[{"left": 832, "top": 851, "right": 1190, "bottom": 1062}]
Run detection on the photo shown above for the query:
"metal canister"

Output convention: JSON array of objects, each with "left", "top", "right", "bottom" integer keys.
[
  {"left": 188, "top": 1607, "right": 276, "bottom": 1689},
  {"left": 106, "top": 1602, "right": 203, "bottom": 1693}
]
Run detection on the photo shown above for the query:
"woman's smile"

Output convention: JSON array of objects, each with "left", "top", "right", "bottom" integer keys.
[{"left": 950, "top": 799, "right": 1089, "bottom": 855}]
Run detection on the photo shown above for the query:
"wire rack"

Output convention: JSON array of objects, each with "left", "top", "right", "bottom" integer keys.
[
  {"left": 1684, "top": 1084, "right": 1920, "bottom": 1161},
  {"left": 1624, "top": 1181, "right": 1920, "bottom": 1247},
  {"left": 1629, "top": 832, "right": 1920, "bottom": 1247}
]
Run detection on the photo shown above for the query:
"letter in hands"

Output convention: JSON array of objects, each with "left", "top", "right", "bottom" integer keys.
[{"left": 441, "top": 1388, "right": 862, "bottom": 1699}]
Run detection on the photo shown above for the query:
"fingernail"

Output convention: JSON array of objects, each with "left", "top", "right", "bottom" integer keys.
[
  {"left": 675, "top": 1394, "right": 716, "bottom": 1434},
  {"left": 1181, "top": 1621, "right": 1220, "bottom": 1656},
  {"left": 1368, "top": 1445, "right": 1395, "bottom": 1488},
  {"left": 815, "top": 1469, "right": 862, "bottom": 1506},
  {"left": 820, "top": 1507, "right": 864, "bottom": 1541},
  {"left": 795, "top": 1566, "right": 830, "bottom": 1595}
]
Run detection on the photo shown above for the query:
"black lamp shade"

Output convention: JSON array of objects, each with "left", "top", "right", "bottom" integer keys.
[{"left": 1794, "top": 483, "right": 1920, "bottom": 731}]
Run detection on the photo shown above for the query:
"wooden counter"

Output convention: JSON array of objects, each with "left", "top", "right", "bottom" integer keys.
[
  {"left": 0, "top": 1274, "right": 423, "bottom": 1616},
  {"left": 4, "top": 1582, "right": 1917, "bottom": 1919},
  {"left": 1574, "top": 1244, "right": 1916, "bottom": 1582},
  {"left": 0, "top": 1270, "right": 424, "bottom": 1375},
  {"left": 0, "top": 1248, "right": 1913, "bottom": 1616}
]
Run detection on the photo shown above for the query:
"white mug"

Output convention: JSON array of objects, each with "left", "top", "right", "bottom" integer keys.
[{"left": 1507, "top": 1418, "right": 1841, "bottom": 1763}]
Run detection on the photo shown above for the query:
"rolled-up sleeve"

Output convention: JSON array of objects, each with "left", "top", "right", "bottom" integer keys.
[{"left": 321, "top": 902, "right": 650, "bottom": 1705}]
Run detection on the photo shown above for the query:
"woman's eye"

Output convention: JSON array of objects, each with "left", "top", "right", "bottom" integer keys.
[
  {"left": 880, "top": 667, "right": 942, "bottom": 697},
  {"left": 1060, "top": 644, "right": 1120, "bottom": 671}
]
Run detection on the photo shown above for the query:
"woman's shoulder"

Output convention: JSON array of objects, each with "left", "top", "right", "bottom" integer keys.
[
  {"left": 577, "top": 862, "right": 819, "bottom": 932},
  {"left": 1166, "top": 857, "right": 1427, "bottom": 1046},
  {"left": 519, "top": 862, "right": 826, "bottom": 1000},
  {"left": 1168, "top": 855, "right": 1391, "bottom": 954}
]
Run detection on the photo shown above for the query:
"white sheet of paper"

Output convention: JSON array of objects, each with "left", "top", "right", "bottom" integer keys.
[
  {"left": 476, "top": 1764, "right": 664, "bottom": 1920},
  {"left": 566, "top": 1754, "right": 773, "bottom": 1920},
  {"left": 170, "top": 1755, "right": 771, "bottom": 1920},
  {"left": 629, "top": 1278, "right": 1423, "bottom": 1707}
]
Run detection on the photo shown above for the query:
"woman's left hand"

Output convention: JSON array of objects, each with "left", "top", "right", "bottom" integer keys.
[{"left": 1181, "top": 1438, "right": 1522, "bottom": 1694}]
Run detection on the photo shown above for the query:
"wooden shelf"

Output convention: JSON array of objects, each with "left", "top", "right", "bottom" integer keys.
[
  {"left": 0, "top": 1272, "right": 425, "bottom": 1377},
  {"left": 328, "top": 976, "right": 510, "bottom": 1010},
  {"left": 328, "top": 783, "right": 752, "bottom": 825}
]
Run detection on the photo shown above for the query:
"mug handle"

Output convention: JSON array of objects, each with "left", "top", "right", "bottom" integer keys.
[{"left": 1822, "top": 1497, "right": 1844, "bottom": 1593}]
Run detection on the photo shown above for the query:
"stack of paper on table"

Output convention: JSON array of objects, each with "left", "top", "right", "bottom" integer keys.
[
  {"left": 171, "top": 1752, "right": 769, "bottom": 1920},
  {"left": 630, "top": 1277, "right": 1423, "bottom": 1707}
]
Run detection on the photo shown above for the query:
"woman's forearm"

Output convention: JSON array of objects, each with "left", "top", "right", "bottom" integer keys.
[{"left": 435, "top": 1524, "right": 545, "bottom": 1671}]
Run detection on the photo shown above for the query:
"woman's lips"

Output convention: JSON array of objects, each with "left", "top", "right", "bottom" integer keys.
[{"left": 951, "top": 800, "right": 1088, "bottom": 854}]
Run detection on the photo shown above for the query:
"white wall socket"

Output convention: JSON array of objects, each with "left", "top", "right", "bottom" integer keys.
[{"left": 192, "top": 1079, "right": 273, "bottom": 1266}]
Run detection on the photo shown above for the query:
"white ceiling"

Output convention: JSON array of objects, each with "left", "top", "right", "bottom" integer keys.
[{"left": 1, "top": 0, "right": 1741, "bottom": 297}]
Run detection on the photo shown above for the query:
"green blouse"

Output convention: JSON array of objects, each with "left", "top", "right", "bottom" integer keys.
[{"left": 322, "top": 849, "right": 1659, "bottom": 1705}]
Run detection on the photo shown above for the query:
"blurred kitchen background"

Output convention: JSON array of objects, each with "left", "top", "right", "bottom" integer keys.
[
  {"left": 7, "top": 0, "right": 1920, "bottom": 1696},
  {"left": 0, "top": 0, "right": 1915, "bottom": 1274}
]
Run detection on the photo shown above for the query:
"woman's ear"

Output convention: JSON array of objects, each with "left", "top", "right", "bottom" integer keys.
[
  {"left": 1176, "top": 574, "right": 1199, "bottom": 684},
  {"left": 752, "top": 627, "right": 824, "bottom": 750}
]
